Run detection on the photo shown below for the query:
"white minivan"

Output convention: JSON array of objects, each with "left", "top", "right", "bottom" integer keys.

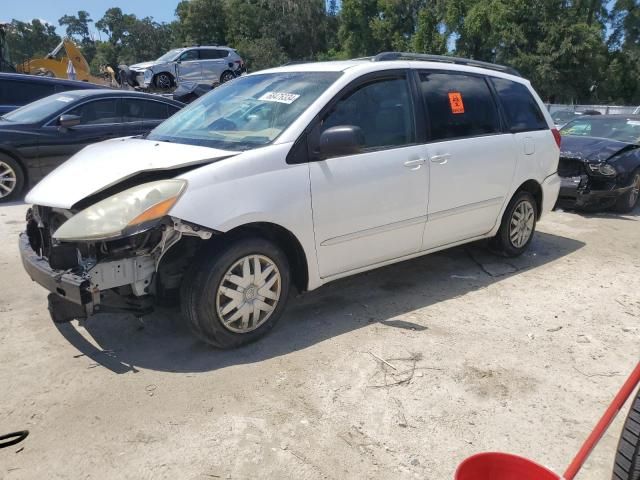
[{"left": 20, "top": 53, "right": 561, "bottom": 348}]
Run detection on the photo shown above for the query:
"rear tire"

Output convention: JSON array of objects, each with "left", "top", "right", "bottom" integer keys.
[
  {"left": 612, "top": 389, "right": 640, "bottom": 480},
  {"left": 180, "top": 237, "right": 290, "bottom": 349},
  {"left": 220, "top": 70, "right": 235, "bottom": 83},
  {"left": 490, "top": 190, "right": 538, "bottom": 257},
  {"left": 0, "top": 155, "right": 25, "bottom": 202},
  {"left": 613, "top": 170, "right": 640, "bottom": 213}
]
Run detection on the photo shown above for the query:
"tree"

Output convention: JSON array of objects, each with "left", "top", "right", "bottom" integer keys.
[
  {"left": 59, "top": 11, "right": 96, "bottom": 64},
  {"left": 5, "top": 19, "right": 60, "bottom": 64},
  {"left": 175, "top": 0, "right": 227, "bottom": 45},
  {"left": 338, "top": 0, "right": 379, "bottom": 57}
]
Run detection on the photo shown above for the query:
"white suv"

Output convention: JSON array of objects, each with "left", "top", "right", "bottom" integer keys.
[{"left": 20, "top": 53, "right": 561, "bottom": 348}]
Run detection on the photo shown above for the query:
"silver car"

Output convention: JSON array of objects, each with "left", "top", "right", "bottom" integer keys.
[{"left": 128, "top": 46, "right": 244, "bottom": 89}]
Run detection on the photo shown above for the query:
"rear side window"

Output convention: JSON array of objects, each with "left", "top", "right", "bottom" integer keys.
[
  {"left": 0, "top": 80, "right": 55, "bottom": 106},
  {"left": 200, "top": 49, "right": 229, "bottom": 60},
  {"left": 491, "top": 78, "right": 547, "bottom": 132},
  {"left": 419, "top": 72, "right": 500, "bottom": 141}
]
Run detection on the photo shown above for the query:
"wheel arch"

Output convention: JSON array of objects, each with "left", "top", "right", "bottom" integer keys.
[
  {"left": 514, "top": 179, "right": 543, "bottom": 219},
  {"left": 218, "top": 222, "right": 310, "bottom": 293}
]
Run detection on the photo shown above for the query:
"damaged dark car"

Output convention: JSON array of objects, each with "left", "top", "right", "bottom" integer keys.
[{"left": 557, "top": 115, "right": 640, "bottom": 212}]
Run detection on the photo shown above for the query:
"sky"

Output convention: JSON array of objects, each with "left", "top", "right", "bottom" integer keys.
[{"left": 1, "top": 1, "right": 180, "bottom": 34}]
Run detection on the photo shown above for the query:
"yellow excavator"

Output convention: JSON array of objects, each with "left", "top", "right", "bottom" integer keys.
[{"left": 15, "top": 38, "right": 115, "bottom": 85}]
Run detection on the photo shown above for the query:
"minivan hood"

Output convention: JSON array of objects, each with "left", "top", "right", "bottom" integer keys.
[{"left": 26, "top": 137, "right": 237, "bottom": 209}]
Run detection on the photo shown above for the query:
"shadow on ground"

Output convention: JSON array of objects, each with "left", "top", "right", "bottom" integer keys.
[{"left": 55, "top": 232, "right": 584, "bottom": 374}]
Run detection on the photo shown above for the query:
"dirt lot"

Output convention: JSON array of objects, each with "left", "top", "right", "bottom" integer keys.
[{"left": 1, "top": 201, "right": 638, "bottom": 480}]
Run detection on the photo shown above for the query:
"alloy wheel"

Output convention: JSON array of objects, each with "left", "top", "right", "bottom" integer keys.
[
  {"left": 0, "top": 160, "right": 17, "bottom": 199},
  {"left": 221, "top": 71, "right": 235, "bottom": 83},
  {"left": 156, "top": 73, "right": 171, "bottom": 89},
  {"left": 215, "top": 254, "right": 282, "bottom": 333},
  {"left": 509, "top": 200, "right": 535, "bottom": 248}
]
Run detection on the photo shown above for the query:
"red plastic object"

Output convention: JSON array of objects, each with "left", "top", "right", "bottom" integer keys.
[
  {"left": 455, "top": 452, "right": 560, "bottom": 480},
  {"left": 455, "top": 361, "right": 640, "bottom": 480},
  {"left": 563, "top": 361, "right": 640, "bottom": 479},
  {"left": 552, "top": 128, "right": 562, "bottom": 148}
]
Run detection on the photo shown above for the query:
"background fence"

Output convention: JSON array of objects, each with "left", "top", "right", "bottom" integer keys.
[{"left": 546, "top": 104, "right": 639, "bottom": 115}]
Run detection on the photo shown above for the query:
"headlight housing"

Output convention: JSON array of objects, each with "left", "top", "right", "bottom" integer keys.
[
  {"left": 143, "top": 69, "right": 153, "bottom": 85},
  {"left": 53, "top": 180, "right": 186, "bottom": 242},
  {"left": 586, "top": 162, "right": 617, "bottom": 177}
]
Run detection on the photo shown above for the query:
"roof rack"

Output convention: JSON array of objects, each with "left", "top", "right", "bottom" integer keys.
[{"left": 372, "top": 52, "right": 521, "bottom": 77}]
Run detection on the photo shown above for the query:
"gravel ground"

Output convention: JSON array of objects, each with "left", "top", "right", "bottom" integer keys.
[{"left": 1, "top": 201, "right": 638, "bottom": 480}]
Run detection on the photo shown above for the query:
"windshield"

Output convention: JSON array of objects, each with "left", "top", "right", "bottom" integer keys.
[
  {"left": 1, "top": 93, "right": 78, "bottom": 124},
  {"left": 148, "top": 71, "right": 342, "bottom": 151},
  {"left": 156, "top": 49, "right": 184, "bottom": 62},
  {"left": 552, "top": 110, "right": 580, "bottom": 124},
  {"left": 560, "top": 117, "right": 640, "bottom": 144}
]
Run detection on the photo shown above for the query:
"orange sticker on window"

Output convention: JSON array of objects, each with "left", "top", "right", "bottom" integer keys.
[{"left": 448, "top": 92, "right": 465, "bottom": 114}]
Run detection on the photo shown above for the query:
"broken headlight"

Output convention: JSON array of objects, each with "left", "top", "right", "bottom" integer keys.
[
  {"left": 586, "top": 162, "right": 617, "bottom": 177},
  {"left": 53, "top": 180, "right": 186, "bottom": 242}
]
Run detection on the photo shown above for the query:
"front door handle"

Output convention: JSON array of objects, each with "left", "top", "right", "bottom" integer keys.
[
  {"left": 403, "top": 158, "right": 426, "bottom": 169},
  {"left": 430, "top": 153, "right": 451, "bottom": 164}
]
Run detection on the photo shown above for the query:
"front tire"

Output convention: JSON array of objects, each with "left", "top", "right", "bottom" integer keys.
[
  {"left": 180, "top": 237, "right": 290, "bottom": 349},
  {"left": 153, "top": 72, "right": 174, "bottom": 89},
  {"left": 613, "top": 170, "right": 640, "bottom": 213},
  {"left": 0, "top": 155, "right": 25, "bottom": 202},
  {"left": 490, "top": 190, "right": 538, "bottom": 257},
  {"left": 612, "top": 389, "right": 640, "bottom": 480}
]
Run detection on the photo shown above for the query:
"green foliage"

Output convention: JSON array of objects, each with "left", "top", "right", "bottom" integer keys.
[
  {"left": 3, "top": 0, "right": 640, "bottom": 103},
  {"left": 5, "top": 19, "right": 60, "bottom": 63}
]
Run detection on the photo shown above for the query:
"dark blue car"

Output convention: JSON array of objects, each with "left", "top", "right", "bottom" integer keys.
[
  {"left": 0, "top": 89, "right": 183, "bottom": 201},
  {"left": 0, "top": 72, "right": 104, "bottom": 115}
]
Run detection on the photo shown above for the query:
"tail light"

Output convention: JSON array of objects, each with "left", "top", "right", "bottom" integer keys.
[{"left": 551, "top": 128, "right": 561, "bottom": 148}]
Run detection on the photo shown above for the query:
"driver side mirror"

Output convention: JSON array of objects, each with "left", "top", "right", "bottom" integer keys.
[
  {"left": 58, "top": 114, "right": 81, "bottom": 129},
  {"left": 318, "top": 125, "right": 364, "bottom": 159}
]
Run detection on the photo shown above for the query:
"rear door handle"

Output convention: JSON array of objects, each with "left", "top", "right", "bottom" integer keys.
[
  {"left": 430, "top": 154, "right": 451, "bottom": 164},
  {"left": 404, "top": 158, "right": 426, "bottom": 169}
]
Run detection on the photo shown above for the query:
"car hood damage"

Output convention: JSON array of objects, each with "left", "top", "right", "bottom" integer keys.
[
  {"left": 129, "top": 61, "right": 157, "bottom": 71},
  {"left": 560, "top": 135, "right": 638, "bottom": 163},
  {"left": 26, "top": 137, "right": 238, "bottom": 209}
]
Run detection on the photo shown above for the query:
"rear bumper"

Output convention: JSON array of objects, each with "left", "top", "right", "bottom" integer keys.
[{"left": 19, "top": 233, "right": 94, "bottom": 307}]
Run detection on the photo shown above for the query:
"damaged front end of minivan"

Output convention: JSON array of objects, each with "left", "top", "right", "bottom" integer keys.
[{"left": 20, "top": 180, "right": 215, "bottom": 322}]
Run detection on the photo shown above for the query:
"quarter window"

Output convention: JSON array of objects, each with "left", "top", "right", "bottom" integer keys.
[
  {"left": 491, "top": 77, "right": 547, "bottom": 132},
  {"left": 200, "top": 49, "right": 229, "bottom": 60},
  {"left": 321, "top": 77, "right": 415, "bottom": 149},
  {"left": 419, "top": 72, "right": 500, "bottom": 141},
  {"left": 67, "top": 99, "right": 120, "bottom": 125}
]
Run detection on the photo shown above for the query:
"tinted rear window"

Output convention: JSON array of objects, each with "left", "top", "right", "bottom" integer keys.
[
  {"left": 200, "top": 49, "right": 229, "bottom": 60},
  {"left": 419, "top": 72, "right": 500, "bottom": 141},
  {"left": 491, "top": 78, "right": 547, "bottom": 132}
]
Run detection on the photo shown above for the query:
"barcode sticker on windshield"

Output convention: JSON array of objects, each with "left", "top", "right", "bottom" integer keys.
[
  {"left": 259, "top": 92, "right": 300, "bottom": 104},
  {"left": 56, "top": 96, "right": 74, "bottom": 102}
]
